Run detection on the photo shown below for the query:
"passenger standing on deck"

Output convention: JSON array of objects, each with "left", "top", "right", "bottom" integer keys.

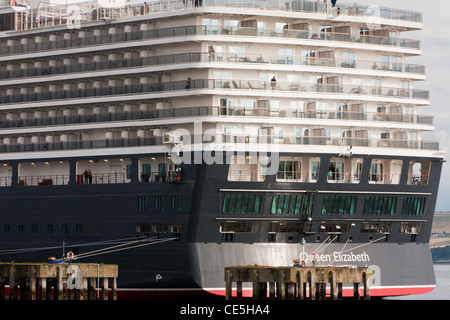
[
  {"left": 271, "top": 76, "right": 277, "bottom": 90},
  {"left": 83, "top": 169, "right": 88, "bottom": 184},
  {"left": 88, "top": 170, "right": 92, "bottom": 184},
  {"left": 208, "top": 45, "right": 215, "bottom": 61}
]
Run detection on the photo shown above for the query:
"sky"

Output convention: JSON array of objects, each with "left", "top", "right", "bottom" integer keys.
[{"left": 347, "top": 0, "right": 450, "bottom": 210}]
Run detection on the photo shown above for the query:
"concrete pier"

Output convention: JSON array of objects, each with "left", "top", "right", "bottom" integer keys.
[
  {"left": 0, "top": 263, "right": 118, "bottom": 300},
  {"left": 225, "top": 266, "right": 371, "bottom": 300}
]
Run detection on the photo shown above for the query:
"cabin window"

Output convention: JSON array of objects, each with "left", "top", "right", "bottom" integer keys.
[
  {"left": 408, "top": 161, "right": 431, "bottom": 186},
  {"left": 321, "top": 195, "right": 357, "bottom": 215},
  {"left": 171, "top": 195, "right": 181, "bottom": 211},
  {"left": 138, "top": 195, "right": 148, "bottom": 211},
  {"left": 220, "top": 221, "right": 257, "bottom": 233},
  {"left": 222, "top": 193, "right": 262, "bottom": 214},
  {"left": 76, "top": 225, "right": 83, "bottom": 235},
  {"left": 271, "top": 194, "right": 313, "bottom": 215},
  {"left": 364, "top": 196, "right": 397, "bottom": 215},
  {"left": 401, "top": 197, "right": 426, "bottom": 216},
  {"left": 136, "top": 223, "right": 150, "bottom": 233},
  {"left": 399, "top": 222, "right": 421, "bottom": 234},
  {"left": 360, "top": 222, "right": 392, "bottom": 234},
  {"left": 277, "top": 160, "right": 302, "bottom": 181},
  {"left": 154, "top": 195, "right": 164, "bottom": 212}
]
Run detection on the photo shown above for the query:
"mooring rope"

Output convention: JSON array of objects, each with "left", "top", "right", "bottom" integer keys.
[
  {"left": 314, "top": 235, "right": 339, "bottom": 255},
  {"left": 0, "top": 235, "right": 160, "bottom": 256},
  {"left": 70, "top": 237, "right": 178, "bottom": 261},
  {"left": 339, "top": 235, "right": 387, "bottom": 254}
]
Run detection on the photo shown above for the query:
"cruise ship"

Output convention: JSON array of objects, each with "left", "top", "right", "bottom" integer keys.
[{"left": 0, "top": 0, "right": 444, "bottom": 299}]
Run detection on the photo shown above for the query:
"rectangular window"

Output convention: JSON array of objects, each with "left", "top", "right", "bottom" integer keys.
[
  {"left": 32, "top": 224, "right": 39, "bottom": 235},
  {"left": 171, "top": 195, "right": 181, "bottom": 211},
  {"left": 4, "top": 225, "right": 10, "bottom": 234},
  {"left": 229, "top": 46, "right": 244, "bottom": 61},
  {"left": 408, "top": 161, "right": 430, "bottom": 186},
  {"left": 343, "top": 52, "right": 355, "bottom": 67},
  {"left": 328, "top": 160, "right": 344, "bottom": 181},
  {"left": 269, "top": 222, "right": 307, "bottom": 233},
  {"left": 399, "top": 222, "right": 421, "bottom": 234},
  {"left": 222, "top": 193, "right": 262, "bottom": 214},
  {"left": 370, "top": 161, "right": 384, "bottom": 182},
  {"left": 381, "top": 55, "right": 390, "bottom": 69},
  {"left": 364, "top": 196, "right": 397, "bottom": 215},
  {"left": 320, "top": 222, "right": 353, "bottom": 233},
  {"left": 18, "top": 225, "right": 24, "bottom": 234},
  {"left": 402, "top": 197, "right": 426, "bottom": 216},
  {"left": 321, "top": 195, "right": 357, "bottom": 215},
  {"left": 277, "top": 160, "right": 302, "bottom": 181},
  {"left": 141, "top": 164, "right": 151, "bottom": 182},
  {"left": 62, "top": 224, "right": 68, "bottom": 235},
  {"left": 360, "top": 222, "right": 392, "bottom": 234},
  {"left": 47, "top": 225, "right": 54, "bottom": 234},
  {"left": 310, "top": 160, "right": 320, "bottom": 181},
  {"left": 202, "top": 18, "right": 219, "bottom": 34},
  {"left": 152, "top": 223, "right": 167, "bottom": 233},
  {"left": 76, "top": 225, "right": 83, "bottom": 235},
  {"left": 155, "top": 195, "right": 164, "bottom": 212},
  {"left": 271, "top": 194, "right": 313, "bottom": 215},
  {"left": 126, "top": 164, "right": 132, "bottom": 179},
  {"left": 279, "top": 48, "right": 294, "bottom": 64},
  {"left": 352, "top": 159, "right": 363, "bottom": 183},
  {"left": 220, "top": 222, "right": 257, "bottom": 233},
  {"left": 138, "top": 195, "right": 148, "bottom": 211},
  {"left": 136, "top": 223, "right": 150, "bottom": 233},
  {"left": 170, "top": 224, "right": 182, "bottom": 241},
  {"left": 224, "top": 20, "right": 239, "bottom": 33}
]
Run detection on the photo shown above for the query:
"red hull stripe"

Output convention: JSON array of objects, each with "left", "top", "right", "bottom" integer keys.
[
  {"left": 202, "top": 286, "right": 435, "bottom": 298},
  {"left": 115, "top": 285, "right": 435, "bottom": 299},
  {"left": 2, "top": 286, "right": 435, "bottom": 300}
]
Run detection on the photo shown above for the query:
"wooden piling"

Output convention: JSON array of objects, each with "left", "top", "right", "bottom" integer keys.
[
  {"left": 0, "top": 263, "right": 118, "bottom": 301},
  {"left": 225, "top": 266, "right": 371, "bottom": 300}
]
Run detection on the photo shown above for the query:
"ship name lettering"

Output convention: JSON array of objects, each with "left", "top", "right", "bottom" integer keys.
[{"left": 333, "top": 251, "right": 370, "bottom": 262}]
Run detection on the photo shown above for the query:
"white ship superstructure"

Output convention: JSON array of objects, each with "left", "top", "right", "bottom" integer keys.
[{"left": 0, "top": 0, "right": 444, "bottom": 299}]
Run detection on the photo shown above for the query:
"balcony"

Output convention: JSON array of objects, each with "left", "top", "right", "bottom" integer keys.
[
  {"left": 0, "top": 52, "right": 425, "bottom": 83},
  {"left": 0, "top": 105, "right": 434, "bottom": 130},
  {"left": 11, "top": 0, "right": 422, "bottom": 35},
  {"left": 0, "top": 132, "right": 439, "bottom": 155},
  {"left": 0, "top": 78, "right": 429, "bottom": 106},
  {"left": 0, "top": 22, "right": 420, "bottom": 57}
]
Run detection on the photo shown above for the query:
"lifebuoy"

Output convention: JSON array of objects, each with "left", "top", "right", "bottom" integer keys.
[
  {"left": 175, "top": 174, "right": 181, "bottom": 183},
  {"left": 413, "top": 179, "right": 419, "bottom": 185},
  {"left": 67, "top": 251, "right": 74, "bottom": 260}
]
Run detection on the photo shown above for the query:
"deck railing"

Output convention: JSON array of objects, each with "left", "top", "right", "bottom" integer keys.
[
  {"left": 0, "top": 78, "right": 429, "bottom": 105},
  {"left": 0, "top": 133, "right": 439, "bottom": 154},
  {"left": 0, "top": 105, "right": 434, "bottom": 130},
  {"left": 13, "top": 0, "right": 422, "bottom": 34},
  {"left": 1, "top": 20, "right": 420, "bottom": 56},
  {"left": 0, "top": 51, "right": 425, "bottom": 82}
]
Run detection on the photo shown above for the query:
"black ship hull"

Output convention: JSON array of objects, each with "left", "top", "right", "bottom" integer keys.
[{"left": 0, "top": 152, "right": 442, "bottom": 299}]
